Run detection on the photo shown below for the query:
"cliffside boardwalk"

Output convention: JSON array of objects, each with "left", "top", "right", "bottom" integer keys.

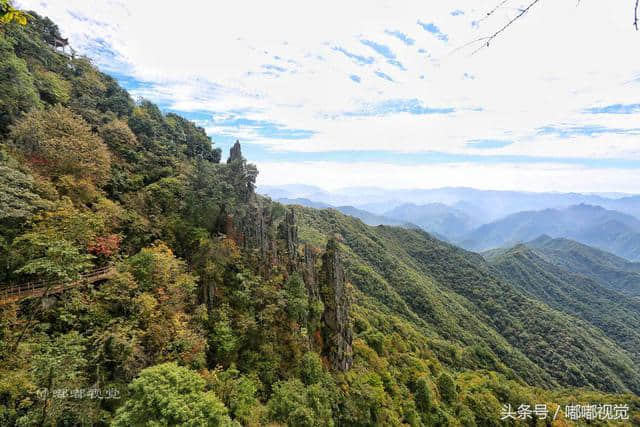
[{"left": 0, "top": 266, "right": 116, "bottom": 305}]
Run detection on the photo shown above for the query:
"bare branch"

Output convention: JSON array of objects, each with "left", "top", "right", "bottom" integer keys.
[
  {"left": 477, "top": 0, "right": 512, "bottom": 25},
  {"left": 472, "top": 0, "right": 544, "bottom": 54},
  {"left": 635, "top": 0, "right": 639, "bottom": 30},
  {"left": 448, "top": 36, "right": 491, "bottom": 56}
]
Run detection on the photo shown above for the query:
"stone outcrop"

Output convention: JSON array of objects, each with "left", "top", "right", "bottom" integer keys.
[
  {"left": 277, "top": 208, "right": 298, "bottom": 266},
  {"left": 302, "top": 244, "right": 319, "bottom": 300},
  {"left": 319, "top": 238, "right": 353, "bottom": 372},
  {"left": 227, "top": 140, "right": 242, "bottom": 163},
  {"left": 242, "top": 199, "right": 272, "bottom": 258}
]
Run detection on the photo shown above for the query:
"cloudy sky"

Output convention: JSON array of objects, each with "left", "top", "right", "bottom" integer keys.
[{"left": 17, "top": 0, "right": 640, "bottom": 192}]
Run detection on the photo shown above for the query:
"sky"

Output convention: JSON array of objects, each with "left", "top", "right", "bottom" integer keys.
[{"left": 16, "top": 0, "right": 640, "bottom": 193}]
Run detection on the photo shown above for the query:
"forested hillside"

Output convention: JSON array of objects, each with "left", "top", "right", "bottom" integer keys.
[
  {"left": 0, "top": 8, "right": 639, "bottom": 426},
  {"left": 526, "top": 236, "right": 640, "bottom": 297},
  {"left": 485, "top": 243, "right": 640, "bottom": 372},
  {"left": 295, "top": 208, "right": 640, "bottom": 394}
]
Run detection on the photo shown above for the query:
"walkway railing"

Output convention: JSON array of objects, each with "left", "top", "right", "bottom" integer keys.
[{"left": 0, "top": 266, "right": 115, "bottom": 305}]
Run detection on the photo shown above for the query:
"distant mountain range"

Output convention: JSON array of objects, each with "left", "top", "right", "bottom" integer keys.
[
  {"left": 265, "top": 187, "right": 640, "bottom": 261},
  {"left": 382, "top": 203, "right": 479, "bottom": 239},
  {"left": 259, "top": 185, "right": 640, "bottom": 223},
  {"left": 459, "top": 204, "right": 640, "bottom": 261},
  {"left": 276, "top": 197, "right": 413, "bottom": 228}
]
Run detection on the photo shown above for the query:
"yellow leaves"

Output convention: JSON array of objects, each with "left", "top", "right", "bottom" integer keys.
[
  {"left": 56, "top": 175, "right": 100, "bottom": 204},
  {"left": 148, "top": 241, "right": 174, "bottom": 258},
  {"left": 9, "top": 105, "right": 111, "bottom": 186},
  {"left": 0, "top": 10, "right": 26, "bottom": 25},
  {"left": 30, "top": 197, "right": 105, "bottom": 247},
  {"left": 98, "top": 119, "right": 139, "bottom": 154},
  {"left": 33, "top": 67, "right": 71, "bottom": 105},
  {"left": 134, "top": 292, "right": 158, "bottom": 323},
  {"left": 220, "top": 237, "right": 241, "bottom": 261},
  {"left": 128, "top": 241, "right": 198, "bottom": 312},
  {"left": 70, "top": 59, "right": 107, "bottom": 95},
  {"left": 93, "top": 197, "right": 125, "bottom": 229},
  {"left": 0, "top": 2, "right": 29, "bottom": 27}
]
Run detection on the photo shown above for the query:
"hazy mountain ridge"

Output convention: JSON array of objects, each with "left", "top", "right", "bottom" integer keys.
[
  {"left": 459, "top": 204, "right": 640, "bottom": 261},
  {"left": 383, "top": 202, "right": 478, "bottom": 239},
  {"left": 259, "top": 184, "right": 640, "bottom": 223},
  {"left": 276, "top": 197, "right": 413, "bottom": 228}
]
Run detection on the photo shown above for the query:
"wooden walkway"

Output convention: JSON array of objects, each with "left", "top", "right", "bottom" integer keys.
[{"left": 0, "top": 266, "right": 116, "bottom": 305}]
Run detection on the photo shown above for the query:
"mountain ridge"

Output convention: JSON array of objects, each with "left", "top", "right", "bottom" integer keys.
[{"left": 460, "top": 204, "right": 640, "bottom": 261}]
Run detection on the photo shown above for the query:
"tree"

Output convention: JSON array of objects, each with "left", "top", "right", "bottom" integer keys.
[
  {"left": 27, "top": 332, "right": 91, "bottom": 426},
  {"left": 437, "top": 373, "right": 456, "bottom": 405},
  {"left": 341, "top": 372, "right": 387, "bottom": 426},
  {"left": 98, "top": 118, "right": 139, "bottom": 161},
  {"left": 283, "top": 273, "right": 309, "bottom": 326},
  {"left": 113, "top": 362, "right": 233, "bottom": 426},
  {"left": 0, "top": 36, "right": 40, "bottom": 132},
  {"left": 166, "top": 112, "right": 221, "bottom": 163},
  {"left": 208, "top": 367, "right": 260, "bottom": 424},
  {"left": 208, "top": 306, "right": 238, "bottom": 365},
  {"left": 9, "top": 105, "right": 111, "bottom": 185},
  {"left": 300, "top": 352, "right": 325, "bottom": 386},
  {"left": 127, "top": 242, "right": 196, "bottom": 303},
  {"left": 0, "top": 0, "right": 29, "bottom": 26},
  {"left": 33, "top": 68, "right": 71, "bottom": 105},
  {"left": 267, "top": 378, "right": 334, "bottom": 427},
  {"left": 414, "top": 376, "right": 432, "bottom": 413},
  {"left": 12, "top": 232, "right": 93, "bottom": 282},
  {"left": 0, "top": 152, "right": 51, "bottom": 222}
]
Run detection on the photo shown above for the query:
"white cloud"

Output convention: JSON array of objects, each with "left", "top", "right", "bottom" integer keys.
[
  {"left": 255, "top": 161, "right": 640, "bottom": 193},
  {"left": 16, "top": 0, "right": 640, "bottom": 191}
]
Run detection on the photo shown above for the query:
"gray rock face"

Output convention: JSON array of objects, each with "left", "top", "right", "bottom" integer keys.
[
  {"left": 303, "top": 244, "right": 319, "bottom": 300},
  {"left": 319, "top": 238, "right": 353, "bottom": 372},
  {"left": 278, "top": 208, "right": 298, "bottom": 264},
  {"left": 242, "top": 199, "right": 272, "bottom": 258},
  {"left": 227, "top": 140, "right": 242, "bottom": 163}
]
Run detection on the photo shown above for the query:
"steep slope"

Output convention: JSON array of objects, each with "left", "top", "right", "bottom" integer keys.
[
  {"left": 460, "top": 204, "right": 640, "bottom": 261},
  {"left": 295, "top": 207, "right": 640, "bottom": 394},
  {"left": 527, "top": 236, "right": 640, "bottom": 296},
  {"left": 485, "top": 244, "right": 640, "bottom": 369},
  {"left": 383, "top": 202, "right": 477, "bottom": 239}
]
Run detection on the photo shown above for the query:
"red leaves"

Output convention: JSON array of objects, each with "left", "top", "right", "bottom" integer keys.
[{"left": 88, "top": 234, "right": 121, "bottom": 257}]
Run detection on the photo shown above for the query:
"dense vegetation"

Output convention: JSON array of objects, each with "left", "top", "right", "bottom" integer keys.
[
  {"left": 295, "top": 208, "right": 640, "bottom": 394},
  {"left": 0, "top": 7, "right": 639, "bottom": 426},
  {"left": 525, "top": 236, "right": 640, "bottom": 297},
  {"left": 485, "top": 242, "right": 640, "bottom": 374}
]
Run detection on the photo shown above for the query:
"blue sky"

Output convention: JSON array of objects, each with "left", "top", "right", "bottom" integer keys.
[{"left": 17, "top": 0, "right": 640, "bottom": 192}]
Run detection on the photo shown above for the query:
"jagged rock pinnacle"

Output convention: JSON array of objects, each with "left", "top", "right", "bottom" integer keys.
[
  {"left": 320, "top": 237, "right": 353, "bottom": 372},
  {"left": 227, "top": 140, "right": 242, "bottom": 164}
]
